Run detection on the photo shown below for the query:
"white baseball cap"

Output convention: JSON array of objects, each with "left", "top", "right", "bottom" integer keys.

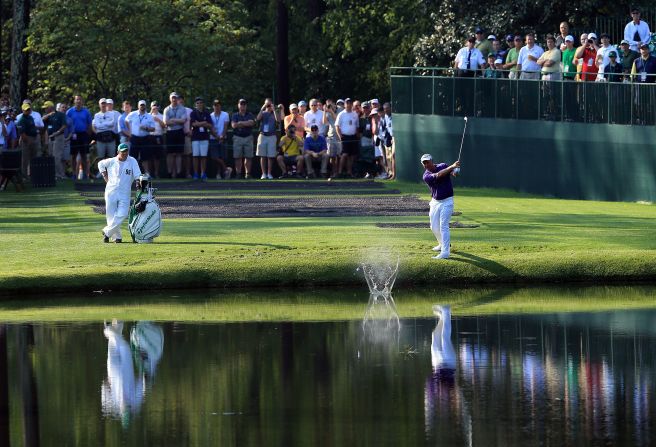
[
  {"left": 564, "top": 35, "right": 574, "bottom": 42},
  {"left": 420, "top": 154, "right": 433, "bottom": 162},
  {"left": 588, "top": 32, "right": 598, "bottom": 40},
  {"left": 98, "top": 98, "right": 107, "bottom": 104},
  {"left": 289, "top": 103, "right": 298, "bottom": 110},
  {"left": 138, "top": 100, "right": 147, "bottom": 106},
  {"left": 106, "top": 98, "right": 114, "bottom": 104}
]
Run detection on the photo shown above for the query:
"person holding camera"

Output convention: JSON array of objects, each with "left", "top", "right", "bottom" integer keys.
[
  {"left": 575, "top": 32, "right": 600, "bottom": 82},
  {"left": 323, "top": 99, "right": 341, "bottom": 178},
  {"left": 256, "top": 98, "right": 281, "bottom": 180}
]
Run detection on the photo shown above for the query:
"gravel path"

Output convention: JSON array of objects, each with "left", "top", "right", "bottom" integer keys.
[
  {"left": 76, "top": 180, "right": 387, "bottom": 192},
  {"left": 89, "top": 195, "right": 430, "bottom": 218}
]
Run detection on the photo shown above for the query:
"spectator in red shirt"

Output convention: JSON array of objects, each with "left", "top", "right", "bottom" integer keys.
[{"left": 575, "top": 32, "right": 600, "bottom": 82}]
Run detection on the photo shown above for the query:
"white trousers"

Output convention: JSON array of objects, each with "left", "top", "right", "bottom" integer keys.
[
  {"left": 429, "top": 197, "right": 453, "bottom": 255},
  {"left": 104, "top": 192, "right": 130, "bottom": 240}
]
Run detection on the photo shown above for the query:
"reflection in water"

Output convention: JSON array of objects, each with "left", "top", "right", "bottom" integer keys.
[
  {"left": 130, "top": 322, "right": 164, "bottom": 384},
  {"left": 2, "top": 308, "right": 655, "bottom": 446},
  {"left": 425, "top": 306, "right": 473, "bottom": 446},
  {"left": 423, "top": 312, "right": 655, "bottom": 446},
  {"left": 431, "top": 305, "right": 456, "bottom": 371},
  {"left": 101, "top": 320, "right": 163, "bottom": 425},
  {"left": 361, "top": 293, "right": 400, "bottom": 345},
  {"left": 360, "top": 257, "right": 401, "bottom": 347}
]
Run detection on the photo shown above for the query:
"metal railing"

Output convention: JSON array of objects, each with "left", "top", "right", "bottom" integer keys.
[
  {"left": 596, "top": 10, "right": 656, "bottom": 44},
  {"left": 390, "top": 67, "right": 656, "bottom": 125}
]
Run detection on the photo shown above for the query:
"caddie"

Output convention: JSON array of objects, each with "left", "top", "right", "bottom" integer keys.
[
  {"left": 99, "top": 143, "right": 142, "bottom": 243},
  {"left": 421, "top": 154, "right": 459, "bottom": 259}
]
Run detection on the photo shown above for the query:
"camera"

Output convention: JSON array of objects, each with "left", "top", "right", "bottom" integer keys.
[{"left": 587, "top": 39, "right": 594, "bottom": 44}]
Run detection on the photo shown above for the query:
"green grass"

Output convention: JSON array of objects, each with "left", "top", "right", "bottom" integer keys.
[
  {"left": 1, "top": 180, "right": 655, "bottom": 295},
  {"left": 0, "top": 285, "right": 654, "bottom": 322}
]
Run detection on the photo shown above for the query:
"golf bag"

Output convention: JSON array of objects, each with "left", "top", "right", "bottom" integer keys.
[{"left": 128, "top": 175, "right": 161, "bottom": 243}]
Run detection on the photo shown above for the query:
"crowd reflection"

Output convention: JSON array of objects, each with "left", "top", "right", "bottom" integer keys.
[
  {"left": 424, "top": 312, "right": 654, "bottom": 446},
  {"left": 101, "top": 320, "right": 163, "bottom": 425}
]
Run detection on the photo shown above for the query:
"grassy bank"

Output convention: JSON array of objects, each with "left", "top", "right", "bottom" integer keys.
[
  {"left": 1, "top": 180, "right": 655, "bottom": 295},
  {"left": 1, "top": 285, "right": 655, "bottom": 322}
]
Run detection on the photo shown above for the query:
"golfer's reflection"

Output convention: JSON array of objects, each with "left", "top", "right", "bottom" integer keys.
[
  {"left": 101, "top": 320, "right": 164, "bottom": 423},
  {"left": 431, "top": 305, "right": 456, "bottom": 372},
  {"left": 424, "top": 305, "right": 472, "bottom": 441}
]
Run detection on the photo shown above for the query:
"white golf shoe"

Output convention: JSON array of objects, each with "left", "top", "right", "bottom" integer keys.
[
  {"left": 432, "top": 245, "right": 441, "bottom": 252},
  {"left": 432, "top": 252, "right": 450, "bottom": 260}
]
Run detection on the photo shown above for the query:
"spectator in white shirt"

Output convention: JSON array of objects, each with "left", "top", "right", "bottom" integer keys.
[
  {"left": 209, "top": 99, "right": 231, "bottom": 179},
  {"left": 335, "top": 98, "right": 360, "bottom": 177},
  {"left": 105, "top": 99, "right": 121, "bottom": 138},
  {"left": 126, "top": 100, "right": 156, "bottom": 174},
  {"left": 454, "top": 37, "right": 485, "bottom": 77},
  {"left": 595, "top": 33, "right": 618, "bottom": 80},
  {"left": 149, "top": 101, "right": 166, "bottom": 178},
  {"left": 304, "top": 98, "right": 325, "bottom": 135},
  {"left": 624, "top": 8, "right": 651, "bottom": 52},
  {"left": 92, "top": 98, "right": 117, "bottom": 163},
  {"left": 518, "top": 33, "right": 545, "bottom": 80}
]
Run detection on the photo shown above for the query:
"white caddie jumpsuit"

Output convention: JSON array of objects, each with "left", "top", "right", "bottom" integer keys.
[{"left": 98, "top": 155, "right": 141, "bottom": 241}]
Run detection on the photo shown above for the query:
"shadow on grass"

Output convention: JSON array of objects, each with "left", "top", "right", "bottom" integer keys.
[
  {"left": 450, "top": 251, "right": 515, "bottom": 277},
  {"left": 155, "top": 241, "right": 292, "bottom": 249}
]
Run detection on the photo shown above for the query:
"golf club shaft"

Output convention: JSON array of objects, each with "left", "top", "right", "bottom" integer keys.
[{"left": 458, "top": 118, "right": 467, "bottom": 161}]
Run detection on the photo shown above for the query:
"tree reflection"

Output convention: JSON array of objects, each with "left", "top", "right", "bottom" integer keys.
[
  {"left": 0, "top": 325, "right": 9, "bottom": 446},
  {"left": 18, "top": 324, "right": 39, "bottom": 447}
]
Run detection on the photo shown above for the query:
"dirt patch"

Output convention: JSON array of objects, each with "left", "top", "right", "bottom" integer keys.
[{"left": 88, "top": 195, "right": 430, "bottom": 218}]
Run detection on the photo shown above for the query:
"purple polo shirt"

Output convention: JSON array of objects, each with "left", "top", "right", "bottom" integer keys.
[{"left": 423, "top": 163, "right": 453, "bottom": 200}]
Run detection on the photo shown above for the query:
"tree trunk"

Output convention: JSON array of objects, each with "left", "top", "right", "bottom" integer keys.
[
  {"left": 275, "top": 0, "right": 289, "bottom": 107},
  {"left": 10, "top": 0, "right": 30, "bottom": 107},
  {"left": 0, "top": 0, "right": 5, "bottom": 92}
]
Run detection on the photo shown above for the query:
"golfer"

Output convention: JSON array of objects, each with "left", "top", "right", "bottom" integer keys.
[
  {"left": 99, "top": 143, "right": 142, "bottom": 243},
  {"left": 421, "top": 154, "right": 459, "bottom": 259}
]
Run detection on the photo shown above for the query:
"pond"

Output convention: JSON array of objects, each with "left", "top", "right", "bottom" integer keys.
[{"left": 1, "top": 286, "right": 655, "bottom": 446}]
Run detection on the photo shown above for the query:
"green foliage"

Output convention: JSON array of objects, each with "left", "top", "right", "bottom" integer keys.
[
  {"left": 414, "top": 0, "right": 643, "bottom": 66},
  {"left": 25, "top": 0, "right": 269, "bottom": 105},
  {"left": 322, "top": 0, "right": 436, "bottom": 98},
  {"left": 2, "top": 0, "right": 653, "bottom": 109}
]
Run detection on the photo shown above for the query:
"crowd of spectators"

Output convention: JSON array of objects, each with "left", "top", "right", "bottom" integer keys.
[
  {"left": 453, "top": 8, "right": 655, "bottom": 83},
  {"left": 0, "top": 93, "right": 395, "bottom": 183}
]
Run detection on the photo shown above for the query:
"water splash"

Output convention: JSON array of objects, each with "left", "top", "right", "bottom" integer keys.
[
  {"left": 361, "top": 256, "right": 401, "bottom": 342},
  {"left": 360, "top": 255, "right": 399, "bottom": 299}
]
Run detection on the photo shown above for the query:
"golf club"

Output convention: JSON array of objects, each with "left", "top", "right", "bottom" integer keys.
[{"left": 454, "top": 116, "right": 467, "bottom": 174}]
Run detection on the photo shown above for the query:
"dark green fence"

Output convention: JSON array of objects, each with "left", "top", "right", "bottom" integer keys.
[
  {"left": 391, "top": 68, "right": 656, "bottom": 126},
  {"left": 391, "top": 68, "right": 656, "bottom": 202}
]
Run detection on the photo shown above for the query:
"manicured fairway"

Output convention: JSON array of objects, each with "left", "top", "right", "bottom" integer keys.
[{"left": 1, "top": 180, "right": 655, "bottom": 295}]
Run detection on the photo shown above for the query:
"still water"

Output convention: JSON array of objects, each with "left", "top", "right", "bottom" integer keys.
[{"left": 1, "top": 306, "right": 655, "bottom": 446}]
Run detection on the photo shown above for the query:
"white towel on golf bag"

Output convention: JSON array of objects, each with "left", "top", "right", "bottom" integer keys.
[{"left": 129, "top": 199, "right": 161, "bottom": 243}]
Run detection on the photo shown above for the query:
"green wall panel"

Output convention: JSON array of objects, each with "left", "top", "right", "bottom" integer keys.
[{"left": 395, "top": 114, "right": 656, "bottom": 202}]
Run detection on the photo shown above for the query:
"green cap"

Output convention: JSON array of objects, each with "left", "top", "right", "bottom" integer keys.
[{"left": 117, "top": 143, "right": 129, "bottom": 152}]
